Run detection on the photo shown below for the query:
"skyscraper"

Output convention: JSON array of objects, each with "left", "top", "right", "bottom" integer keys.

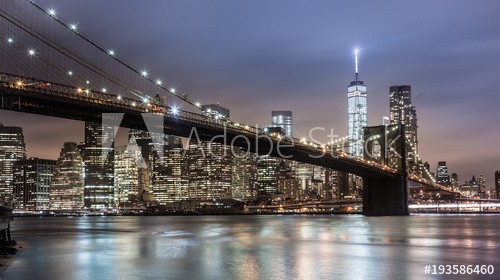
[
  {"left": 83, "top": 122, "right": 115, "bottom": 209},
  {"left": 231, "top": 148, "right": 258, "bottom": 201},
  {"left": 271, "top": 111, "right": 293, "bottom": 138},
  {"left": 188, "top": 104, "right": 232, "bottom": 200},
  {"left": 389, "top": 85, "right": 419, "bottom": 172},
  {"left": 495, "top": 171, "right": 500, "bottom": 199},
  {"left": 187, "top": 140, "right": 232, "bottom": 200},
  {"left": 152, "top": 136, "right": 189, "bottom": 204},
  {"left": 13, "top": 158, "right": 56, "bottom": 210},
  {"left": 478, "top": 174, "right": 486, "bottom": 198},
  {"left": 347, "top": 49, "right": 367, "bottom": 156},
  {"left": 114, "top": 145, "right": 141, "bottom": 207},
  {"left": 0, "top": 124, "right": 26, "bottom": 203},
  {"left": 436, "top": 161, "right": 451, "bottom": 186},
  {"left": 256, "top": 155, "right": 278, "bottom": 195},
  {"left": 50, "top": 142, "right": 84, "bottom": 210}
]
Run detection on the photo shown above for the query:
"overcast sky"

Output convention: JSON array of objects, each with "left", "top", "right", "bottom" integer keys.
[{"left": 2, "top": 0, "right": 500, "bottom": 187}]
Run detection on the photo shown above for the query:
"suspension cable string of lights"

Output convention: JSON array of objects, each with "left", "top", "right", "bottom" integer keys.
[
  {"left": 0, "top": 6, "right": 139, "bottom": 100},
  {"left": 27, "top": 0, "right": 203, "bottom": 112}
]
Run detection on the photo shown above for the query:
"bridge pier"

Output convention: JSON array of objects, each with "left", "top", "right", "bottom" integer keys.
[{"left": 362, "top": 174, "right": 408, "bottom": 216}]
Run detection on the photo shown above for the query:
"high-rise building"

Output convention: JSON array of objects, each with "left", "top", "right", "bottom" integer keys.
[
  {"left": 389, "top": 85, "right": 419, "bottom": 172},
  {"left": 469, "top": 175, "right": 479, "bottom": 197},
  {"left": 0, "top": 124, "right": 26, "bottom": 203},
  {"left": 256, "top": 155, "right": 278, "bottom": 195},
  {"left": 50, "top": 142, "right": 84, "bottom": 210},
  {"left": 451, "top": 173, "right": 459, "bottom": 191},
  {"left": 277, "top": 160, "right": 298, "bottom": 199},
  {"left": 13, "top": 158, "right": 56, "bottom": 210},
  {"left": 436, "top": 161, "right": 451, "bottom": 186},
  {"left": 231, "top": 148, "right": 258, "bottom": 201},
  {"left": 152, "top": 136, "right": 189, "bottom": 204},
  {"left": 347, "top": 49, "right": 367, "bottom": 156},
  {"left": 271, "top": 111, "right": 293, "bottom": 138},
  {"left": 114, "top": 145, "right": 141, "bottom": 207},
  {"left": 83, "top": 122, "right": 115, "bottom": 209},
  {"left": 187, "top": 140, "right": 232, "bottom": 200},
  {"left": 495, "top": 171, "right": 500, "bottom": 199},
  {"left": 478, "top": 174, "right": 486, "bottom": 199},
  {"left": 187, "top": 105, "right": 232, "bottom": 200}
]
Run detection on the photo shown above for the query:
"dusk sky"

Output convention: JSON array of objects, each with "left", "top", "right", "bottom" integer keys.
[{"left": 2, "top": 0, "right": 500, "bottom": 187}]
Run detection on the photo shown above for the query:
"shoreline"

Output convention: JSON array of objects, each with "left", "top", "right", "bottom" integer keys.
[
  {"left": 0, "top": 241, "right": 23, "bottom": 278},
  {"left": 11, "top": 211, "right": 500, "bottom": 218}
]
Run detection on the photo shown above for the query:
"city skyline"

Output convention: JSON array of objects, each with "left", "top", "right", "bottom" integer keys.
[{"left": 1, "top": 0, "right": 499, "bottom": 186}]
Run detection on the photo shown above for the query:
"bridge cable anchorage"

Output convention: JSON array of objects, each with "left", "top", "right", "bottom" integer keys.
[{"left": 26, "top": 0, "right": 204, "bottom": 113}]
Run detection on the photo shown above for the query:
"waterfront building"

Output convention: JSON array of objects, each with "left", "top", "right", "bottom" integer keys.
[
  {"left": 0, "top": 124, "right": 26, "bottom": 203},
  {"left": 13, "top": 158, "right": 56, "bottom": 210},
  {"left": 50, "top": 142, "right": 84, "bottom": 210},
  {"left": 152, "top": 136, "right": 189, "bottom": 204},
  {"left": 187, "top": 140, "right": 232, "bottom": 200},
  {"left": 114, "top": 144, "right": 141, "bottom": 207},
  {"left": 82, "top": 122, "right": 115, "bottom": 209},
  {"left": 231, "top": 148, "right": 258, "bottom": 201}
]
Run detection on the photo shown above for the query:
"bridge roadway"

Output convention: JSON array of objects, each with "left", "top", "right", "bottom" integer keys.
[{"left": 0, "top": 73, "right": 455, "bottom": 215}]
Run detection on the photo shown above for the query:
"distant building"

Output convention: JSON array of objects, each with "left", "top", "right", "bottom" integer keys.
[
  {"left": 256, "top": 155, "right": 278, "bottom": 195},
  {"left": 50, "top": 142, "right": 84, "bottom": 210},
  {"left": 451, "top": 173, "right": 459, "bottom": 191},
  {"left": 188, "top": 104, "right": 232, "bottom": 200},
  {"left": 231, "top": 148, "right": 258, "bottom": 201},
  {"left": 389, "top": 85, "right": 419, "bottom": 173},
  {"left": 13, "top": 158, "right": 56, "bottom": 210},
  {"left": 187, "top": 139, "right": 232, "bottom": 200},
  {"left": 277, "top": 160, "right": 298, "bottom": 199},
  {"left": 436, "top": 161, "right": 451, "bottom": 186},
  {"left": 460, "top": 175, "right": 480, "bottom": 198},
  {"left": 297, "top": 163, "right": 313, "bottom": 191},
  {"left": 496, "top": 171, "right": 500, "bottom": 199},
  {"left": 201, "top": 104, "right": 230, "bottom": 119},
  {"left": 152, "top": 136, "right": 189, "bottom": 204},
  {"left": 0, "top": 124, "right": 26, "bottom": 203},
  {"left": 83, "top": 122, "right": 115, "bottom": 209},
  {"left": 114, "top": 144, "right": 141, "bottom": 207},
  {"left": 271, "top": 111, "right": 293, "bottom": 138},
  {"left": 478, "top": 174, "right": 486, "bottom": 199}
]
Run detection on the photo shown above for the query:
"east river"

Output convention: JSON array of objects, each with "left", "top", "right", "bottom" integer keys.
[{"left": 2, "top": 215, "right": 499, "bottom": 279}]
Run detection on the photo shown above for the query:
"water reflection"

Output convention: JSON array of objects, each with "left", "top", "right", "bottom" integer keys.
[{"left": 3, "top": 215, "right": 500, "bottom": 280}]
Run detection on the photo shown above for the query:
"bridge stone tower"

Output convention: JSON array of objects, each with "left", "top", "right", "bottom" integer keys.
[{"left": 362, "top": 124, "right": 408, "bottom": 216}]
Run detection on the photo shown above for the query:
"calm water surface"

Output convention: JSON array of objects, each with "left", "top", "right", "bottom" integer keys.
[{"left": 2, "top": 215, "right": 499, "bottom": 279}]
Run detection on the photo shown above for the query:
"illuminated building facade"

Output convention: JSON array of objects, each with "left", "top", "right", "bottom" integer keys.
[
  {"left": 271, "top": 111, "right": 293, "bottom": 138},
  {"left": 50, "top": 142, "right": 84, "bottom": 210},
  {"left": 13, "top": 158, "right": 56, "bottom": 210},
  {"left": 0, "top": 124, "right": 26, "bottom": 202},
  {"left": 347, "top": 49, "right": 367, "bottom": 156},
  {"left": 83, "top": 122, "right": 115, "bottom": 209}
]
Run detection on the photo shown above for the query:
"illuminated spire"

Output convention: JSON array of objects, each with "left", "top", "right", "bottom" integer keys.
[{"left": 354, "top": 48, "right": 359, "bottom": 81}]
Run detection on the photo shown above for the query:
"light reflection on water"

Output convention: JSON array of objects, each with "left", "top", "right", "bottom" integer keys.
[{"left": 2, "top": 215, "right": 500, "bottom": 280}]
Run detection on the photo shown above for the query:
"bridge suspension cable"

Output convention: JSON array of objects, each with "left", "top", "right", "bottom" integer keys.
[{"left": 26, "top": 0, "right": 203, "bottom": 112}]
